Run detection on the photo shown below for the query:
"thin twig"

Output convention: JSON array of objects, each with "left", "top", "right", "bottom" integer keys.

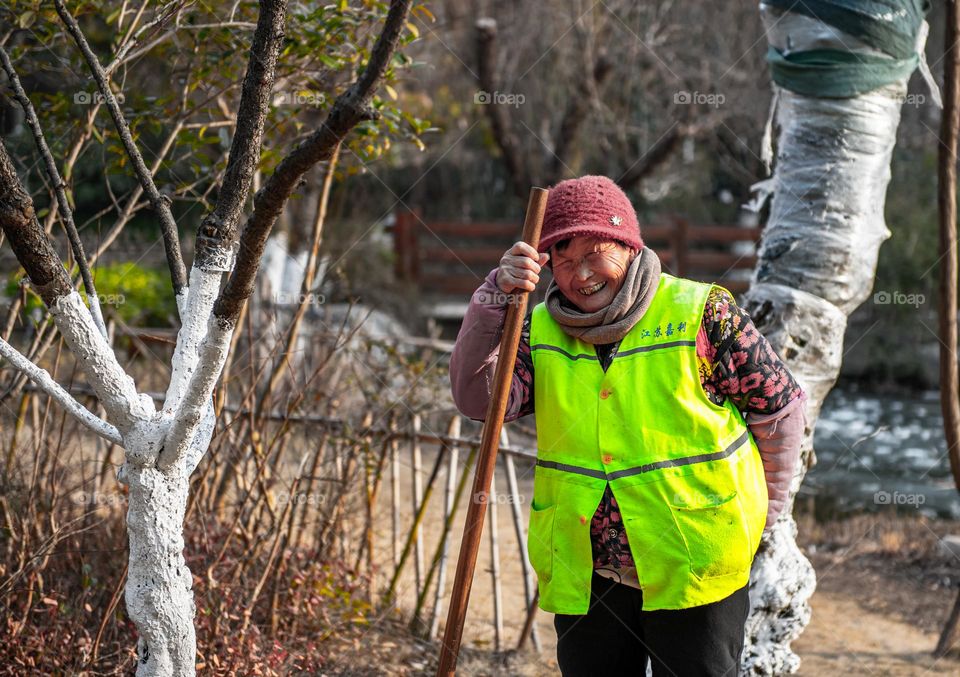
[
  {"left": 0, "top": 46, "right": 107, "bottom": 339},
  {"left": 54, "top": 0, "right": 188, "bottom": 298}
]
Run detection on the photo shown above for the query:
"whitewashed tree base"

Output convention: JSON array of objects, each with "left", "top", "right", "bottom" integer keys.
[
  {"left": 743, "top": 517, "right": 816, "bottom": 675},
  {"left": 124, "top": 466, "right": 195, "bottom": 675}
]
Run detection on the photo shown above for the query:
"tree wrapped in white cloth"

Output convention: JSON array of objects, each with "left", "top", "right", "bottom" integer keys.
[
  {"left": 0, "top": 1, "right": 414, "bottom": 674},
  {"left": 741, "top": 1, "right": 940, "bottom": 673}
]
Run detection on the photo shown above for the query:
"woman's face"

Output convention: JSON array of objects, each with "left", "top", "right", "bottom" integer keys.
[{"left": 549, "top": 236, "right": 637, "bottom": 312}]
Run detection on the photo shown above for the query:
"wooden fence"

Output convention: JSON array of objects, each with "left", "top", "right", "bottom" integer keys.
[{"left": 392, "top": 210, "right": 763, "bottom": 305}]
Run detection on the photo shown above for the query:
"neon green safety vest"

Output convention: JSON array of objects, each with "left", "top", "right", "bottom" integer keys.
[{"left": 527, "top": 272, "right": 768, "bottom": 613}]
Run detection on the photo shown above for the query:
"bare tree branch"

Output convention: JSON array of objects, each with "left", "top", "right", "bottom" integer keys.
[
  {"left": 213, "top": 0, "right": 413, "bottom": 325},
  {"left": 0, "top": 144, "right": 72, "bottom": 306},
  {"left": 159, "top": 0, "right": 415, "bottom": 471},
  {"left": 54, "top": 0, "right": 188, "bottom": 299},
  {"left": 107, "top": 21, "right": 261, "bottom": 77},
  {"left": 0, "top": 45, "right": 108, "bottom": 339},
  {"left": 0, "top": 337, "right": 122, "bottom": 445},
  {"left": 616, "top": 124, "right": 685, "bottom": 191},
  {"left": 475, "top": 17, "right": 531, "bottom": 200},
  {"left": 0, "top": 141, "right": 151, "bottom": 434},
  {"left": 193, "top": 3, "right": 288, "bottom": 271},
  {"left": 257, "top": 141, "right": 341, "bottom": 414},
  {"left": 551, "top": 54, "right": 613, "bottom": 178},
  {"left": 161, "top": 0, "right": 288, "bottom": 428},
  {"left": 103, "top": 1, "right": 183, "bottom": 78}
]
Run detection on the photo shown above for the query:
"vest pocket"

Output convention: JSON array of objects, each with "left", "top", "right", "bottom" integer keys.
[
  {"left": 527, "top": 503, "right": 558, "bottom": 583},
  {"left": 669, "top": 489, "right": 751, "bottom": 580}
]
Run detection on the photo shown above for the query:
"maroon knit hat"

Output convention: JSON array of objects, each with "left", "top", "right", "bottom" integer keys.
[{"left": 538, "top": 175, "right": 643, "bottom": 254}]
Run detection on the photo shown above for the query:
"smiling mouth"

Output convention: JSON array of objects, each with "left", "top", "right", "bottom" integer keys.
[{"left": 578, "top": 281, "right": 606, "bottom": 296}]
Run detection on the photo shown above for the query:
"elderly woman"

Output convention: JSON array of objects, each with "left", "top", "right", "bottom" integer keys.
[{"left": 449, "top": 175, "right": 807, "bottom": 676}]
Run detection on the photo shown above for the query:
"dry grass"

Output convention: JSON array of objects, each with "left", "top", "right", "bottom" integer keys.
[{"left": 0, "top": 318, "right": 467, "bottom": 674}]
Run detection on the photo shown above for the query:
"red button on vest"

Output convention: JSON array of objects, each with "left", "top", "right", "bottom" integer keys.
[{"left": 600, "top": 388, "right": 612, "bottom": 399}]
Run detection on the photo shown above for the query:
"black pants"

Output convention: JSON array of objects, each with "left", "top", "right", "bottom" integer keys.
[{"left": 553, "top": 572, "right": 751, "bottom": 677}]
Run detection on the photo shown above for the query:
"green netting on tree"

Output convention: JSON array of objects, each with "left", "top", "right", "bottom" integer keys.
[
  {"left": 765, "top": 46, "right": 919, "bottom": 97},
  {"left": 762, "top": 0, "right": 931, "bottom": 97}
]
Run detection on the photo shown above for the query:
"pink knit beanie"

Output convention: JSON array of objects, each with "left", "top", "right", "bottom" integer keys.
[{"left": 538, "top": 175, "right": 643, "bottom": 254}]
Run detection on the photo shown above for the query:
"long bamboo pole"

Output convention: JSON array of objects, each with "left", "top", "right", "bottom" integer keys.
[{"left": 435, "top": 186, "right": 547, "bottom": 675}]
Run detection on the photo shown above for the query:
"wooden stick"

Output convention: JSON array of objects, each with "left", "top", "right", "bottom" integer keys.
[
  {"left": 429, "top": 415, "right": 461, "bottom": 638},
  {"left": 411, "top": 415, "right": 460, "bottom": 634},
  {"left": 517, "top": 589, "right": 540, "bottom": 653},
  {"left": 435, "top": 186, "right": 547, "bottom": 675},
  {"left": 502, "top": 429, "right": 541, "bottom": 653},
  {"left": 488, "top": 454, "right": 503, "bottom": 652},
  {"left": 937, "top": 0, "right": 960, "bottom": 502},
  {"left": 383, "top": 431, "right": 445, "bottom": 606},
  {"left": 411, "top": 413, "right": 425, "bottom": 597},
  {"left": 391, "top": 415, "right": 402, "bottom": 567}
]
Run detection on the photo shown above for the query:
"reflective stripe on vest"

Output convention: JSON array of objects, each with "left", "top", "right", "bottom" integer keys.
[
  {"left": 536, "top": 429, "right": 750, "bottom": 481},
  {"left": 527, "top": 272, "right": 768, "bottom": 614}
]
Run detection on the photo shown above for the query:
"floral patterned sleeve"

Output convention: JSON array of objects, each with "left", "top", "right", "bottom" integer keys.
[
  {"left": 504, "top": 314, "right": 535, "bottom": 422},
  {"left": 697, "top": 286, "right": 803, "bottom": 414}
]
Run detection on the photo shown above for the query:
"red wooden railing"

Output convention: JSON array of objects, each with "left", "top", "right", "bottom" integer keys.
[{"left": 392, "top": 210, "right": 763, "bottom": 302}]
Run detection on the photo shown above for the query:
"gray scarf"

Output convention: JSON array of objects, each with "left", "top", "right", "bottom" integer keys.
[{"left": 545, "top": 246, "right": 662, "bottom": 345}]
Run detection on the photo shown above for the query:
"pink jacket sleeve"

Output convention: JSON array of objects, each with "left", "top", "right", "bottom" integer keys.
[
  {"left": 449, "top": 268, "right": 527, "bottom": 421},
  {"left": 747, "top": 390, "right": 808, "bottom": 531}
]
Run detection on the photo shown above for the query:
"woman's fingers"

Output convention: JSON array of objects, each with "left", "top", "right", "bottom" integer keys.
[
  {"left": 503, "top": 255, "right": 540, "bottom": 273},
  {"left": 503, "top": 269, "right": 538, "bottom": 288},
  {"left": 509, "top": 241, "right": 539, "bottom": 259},
  {"left": 496, "top": 269, "right": 537, "bottom": 293},
  {"left": 495, "top": 241, "right": 547, "bottom": 293}
]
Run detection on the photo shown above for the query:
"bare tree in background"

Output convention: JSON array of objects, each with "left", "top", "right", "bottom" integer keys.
[
  {"left": 465, "top": 0, "right": 767, "bottom": 199},
  {"left": 0, "top": 1, "right": 413, "bottom": 674}
]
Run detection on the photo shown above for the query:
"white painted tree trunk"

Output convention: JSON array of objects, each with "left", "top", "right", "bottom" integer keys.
[
  {"left": 739, "top": 7, "right": 935, "bottom": 675},
  {"left": 123, "top": 467, "right": 195, "bottom": 675},
  {"left": 42, "top": 277, "right": 224, "bottom": 676}
]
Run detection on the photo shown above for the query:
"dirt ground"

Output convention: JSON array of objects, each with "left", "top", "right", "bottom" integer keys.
[
  {"left": 322, "top": 573, "right": 960, "bottom": 676},
  {"left": 793, "top": 593, "right": 956, "bottom": 676},
  {"left": 791, "top": 512, "right": 960, "bottom": 676},
  {"left": 320, "top": 434, "right": 960, "bottom": 675}
]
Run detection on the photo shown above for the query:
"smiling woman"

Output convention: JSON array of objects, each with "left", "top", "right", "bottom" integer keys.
[
  {"left": 449, "top": 174, "right": 808, "bottom": 676},
  {"left": 548, "top": 237, "right": 636, "bottom": 312}
]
